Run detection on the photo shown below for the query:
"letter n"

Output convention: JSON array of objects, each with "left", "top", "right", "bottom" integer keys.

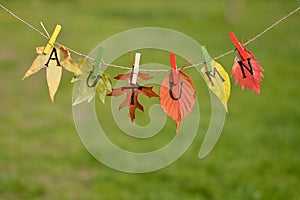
[
  {"left": 45, "top": 48, "right": 61, "bottom": 67},
  {"left": 237, "top": 58, "right": 253, "bottom": 78}
]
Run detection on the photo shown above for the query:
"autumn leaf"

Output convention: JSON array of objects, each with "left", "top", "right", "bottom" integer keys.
[
  {"left": 229, "top": 32, "right": 264, "bottom": 94},
  {"left": 22, "top": 46, "right": 81, "bottom": 103},
  {"left": 46, "top": 62, "right": 62, "bottom": 103},
  {"left": 201, "top": 60, "right": 231, "bottom": 112},
  {"left": 72, "top": 59, "right": 95, "bottom": 105},
  {"left": 72, "top": 59, "right": 112, "bottom": 105},
  {"left": 231, "top": 52, "right": 263, "bottom": 94},
  {"left": 22, "top": 47, "right": 47, "bottom": 78},
  {"left": 95, "top": 73, "right": 112, "bottom": 103},
  {"left": 107, "top": 73, "right": 159, "bottom": 121},
  {"left": 58, "top": 46, "right": 81, "bottom": 75},
  {"left": 159, "top": 70, "right": 196, "bottom": 133}
]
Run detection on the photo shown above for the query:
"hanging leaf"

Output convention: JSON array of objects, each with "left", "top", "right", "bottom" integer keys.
[
  {"left": 107, "top": 73, "right": 159, "bottom": 121},
  {"left": 159, "top": 70, "right": 196, "bottom": 133},
  {"left": 201, "top": 60, "right": 231, "bottom": 112},
  {"left": 95, "top": 73, "right": 112, "bottom": 103},
  {"left": 72, "top": 59, "right": 112, "bottom": 105},
  {"left": 229, "top": 32, "right": 264, "bottom": 94},
  {"left": 231, "top": 53, "right": 263, "bottom": 94},
  {"left": 46, "top": 61, "right": 62, "bottom": 103},
  {"left": 72, "top": 59, "right": 95, "bottom": 105},
  {"left": 58, "top": 46, "right": 82, "bottom": 75},
  {"left": 22, "top": 46, "right": 48, "bottom": 78},
  {"left": 22, "top": 46, "right": 81, "bottom": 103}
]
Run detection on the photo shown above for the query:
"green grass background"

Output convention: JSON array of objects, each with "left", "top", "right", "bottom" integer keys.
[{"left": 0, "top": 0, "right": 299, "bottom": 199}]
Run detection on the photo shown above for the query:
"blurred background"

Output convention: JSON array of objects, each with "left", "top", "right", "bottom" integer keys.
[{"left": 0, "top": 0, "right": 299, "bottom": 199}]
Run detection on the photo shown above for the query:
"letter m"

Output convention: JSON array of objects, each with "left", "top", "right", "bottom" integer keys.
[{"left": 205, "top": 67, "right": 225, "bottom": 87}]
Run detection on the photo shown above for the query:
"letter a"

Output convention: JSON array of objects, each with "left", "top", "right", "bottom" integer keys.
[{"left": 45, "top": 47, "right": 61, "bottom": 67}]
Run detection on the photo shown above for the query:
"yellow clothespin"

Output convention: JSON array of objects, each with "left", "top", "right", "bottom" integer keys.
[{"left": 43, "top": 24, "right": 62, "bottom": 55}]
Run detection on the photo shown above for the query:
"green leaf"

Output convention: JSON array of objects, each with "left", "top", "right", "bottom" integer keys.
[
  {"left": 72, "top": 58, "right": 112, "bottom": 105},
  {"left": 95, "top": 73, "right": 112, "bottom": 103},
  {"left": 72, "top": 59, "right": 95, "bottom": 105}
]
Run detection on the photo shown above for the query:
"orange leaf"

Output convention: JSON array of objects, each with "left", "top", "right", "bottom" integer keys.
[{"left": 159, "top": 70, "right": 196, "bottom": 133}]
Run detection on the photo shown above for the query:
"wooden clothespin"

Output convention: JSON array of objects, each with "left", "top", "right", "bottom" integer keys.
[
  {"left": 170, "top": 52, "right": 179, "bottom": 84},
  {"left": 131, "top": 53, "right": 141, "bottom": 85},
  {"left": 43, "top": 24, "right": 62, "bottom": 55},
  {"left": 228, "top": 32, "right": 249, "bottom": 61},
  {"left": 201, "top": 45, "right": 212, "bottom": 72}
]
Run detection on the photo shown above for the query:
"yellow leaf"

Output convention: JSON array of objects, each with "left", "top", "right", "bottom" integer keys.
[
  {"left": 57, "top": 46, "right": 81, "bottom": 75},
  {"left": 22, "top": 46, "right": 81, "bottom": 103},
  {"left": 201, "top": 60, "right": 231, "bottom": 112},
  {"left": 22, "top": 47, "right": 48, "bottom": 80},
  {"left": 46, "top": 63, "right": 62, "bottom": 103}
]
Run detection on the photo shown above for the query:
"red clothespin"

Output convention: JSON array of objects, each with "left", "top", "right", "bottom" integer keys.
[
  {"left": 228, "top": 32, "right": 249, "bottom": 61},
  {"left": 170, "top": 52, "right": 179, "bottom": 84}
]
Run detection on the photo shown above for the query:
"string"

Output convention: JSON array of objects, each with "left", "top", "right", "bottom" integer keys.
[
  {"left": 106, "top": 5, "right": 300, "bottom": 72},
  {"left": 0, "top": 3, "right": 95, "bottom": 61},
  {"left": 1, "top": 3, "right": 299, "bottom": 72}
]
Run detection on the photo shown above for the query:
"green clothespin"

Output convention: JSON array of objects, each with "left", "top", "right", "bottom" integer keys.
[
  {"left": 86, "top": 46, "right": 104, "bottom": 88},
  {"left": 93, "top": 46, "right": 104, "bottom": 77},
  {"left": 201, "top": 45, "right": 212, "bottom": 72}
]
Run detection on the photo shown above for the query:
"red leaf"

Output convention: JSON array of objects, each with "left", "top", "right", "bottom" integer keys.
[
  {"left": 159, "top": 70, "right": 196, "bottom": 133},
  {"left": 231, "top": 52, "right": 263, "bottom": 94},
  {"left": 229, "top": 32, "right": 264, "bottom": 94},
  {"left": 108, "top": 73, "right": 159, "bottom": 121}
]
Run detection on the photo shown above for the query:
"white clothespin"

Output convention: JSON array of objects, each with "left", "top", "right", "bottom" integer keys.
[{"left": 131, "top": 53, "right": 141, "bottom": 85}]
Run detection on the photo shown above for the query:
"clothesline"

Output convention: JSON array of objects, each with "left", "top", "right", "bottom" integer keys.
[{"left": 0, "top": 3, "right": 299, "bottom": 72}]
